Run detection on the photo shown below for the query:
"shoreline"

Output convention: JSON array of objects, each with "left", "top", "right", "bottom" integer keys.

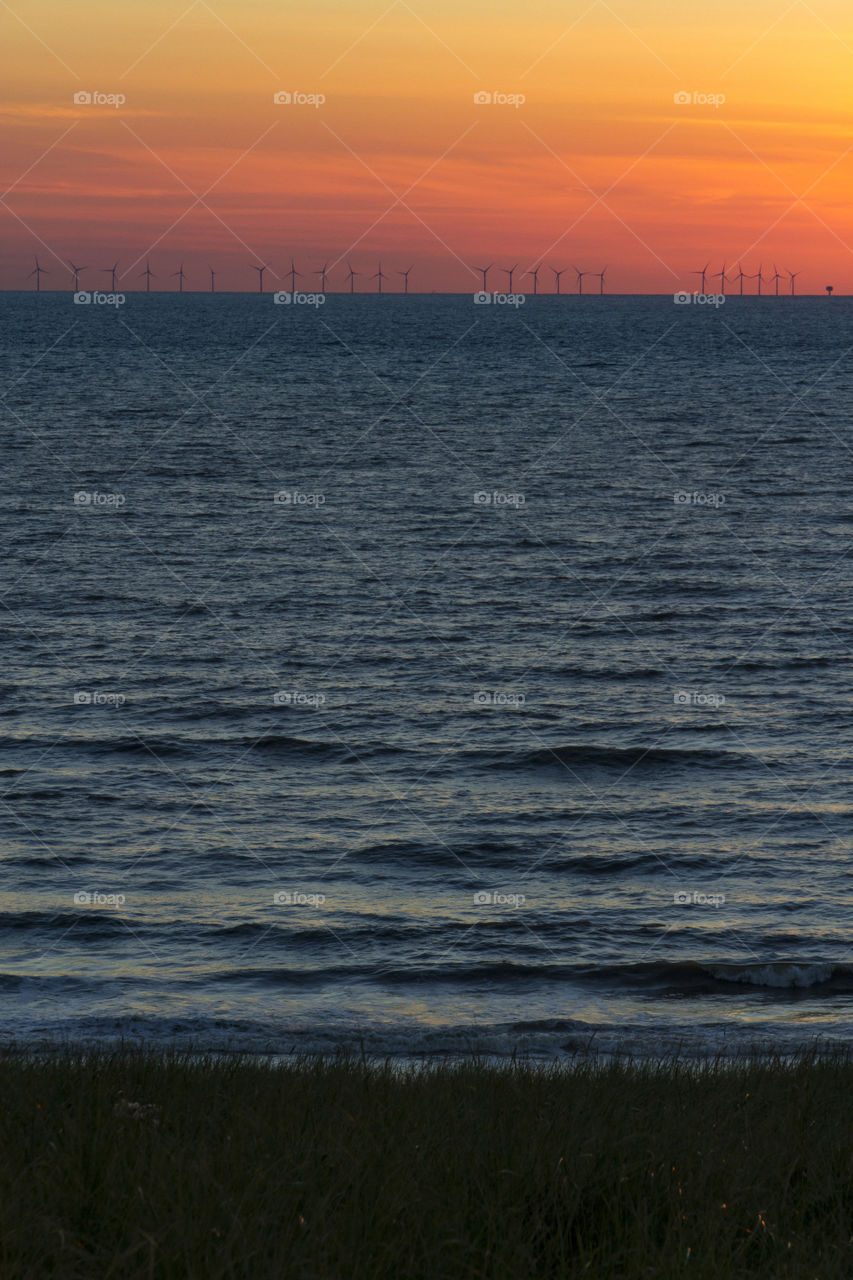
[{"left": 3, "top": 1047, "right": 853, "bottom": 1277}]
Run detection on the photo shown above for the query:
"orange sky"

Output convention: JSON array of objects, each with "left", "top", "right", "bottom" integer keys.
[{"left": 1, "top": 0, "right": 852, "bottom": 291}]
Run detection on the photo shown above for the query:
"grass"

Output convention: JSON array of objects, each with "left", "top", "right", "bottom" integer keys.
[{"left": 1, "top": 1046, "right": 852, "bottom": 1277}]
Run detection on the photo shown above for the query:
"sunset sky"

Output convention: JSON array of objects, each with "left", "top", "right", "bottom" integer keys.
[{"left": 2, "top": 0, "right": 851, "bottom": 292}]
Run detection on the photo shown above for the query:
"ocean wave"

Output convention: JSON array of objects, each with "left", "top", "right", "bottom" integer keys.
[
  {"left": 475, "top": 743, "right": 744, "bottom": 773},
  {"left": 591, "top": 959, "right": 852, "bottom": 993}
]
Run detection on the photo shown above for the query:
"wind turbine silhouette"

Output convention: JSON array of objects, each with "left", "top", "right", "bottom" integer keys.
[
  {"left": 28, "top": 256, "right": 48, "bottom": 291},
  {"left": 372, "top": 262, "right": 387, "bottom": 293},
  {"left": 573, "top": 265, "right": 587, "bottom": 295},
  {"left": 714, "top": 263, "right": 729, "bottom": 295},
  {"left": 315, "top": 263, "right": 329, "bottom": 292},
  {"left": 596, "top": 266, "right": 607, "bottom": 295},
  {"left": 209, "top": 266, "right": 216, "bottom": 293},
  {"left": 251, "top": 263, "right": 267, "bottom": 294},
  {"left": 68, "top": 260, "right": 86, "bottom": 291},
  {"left": 734, "top": 264, "right": 746, "bottom": 296},
  {"left": 771, "top": 264, "right": 783, "bottom": 296},
  {"left": 475, "top": 264, "right": 493, "bottom": 293},
  {"left": 788, "top": 270, "right": 800, "bottom": 296},
  {"left": 525, "top": 265, "right": 541, "bottom": 295},
  {"left": 749, "top": 264, "right": 766, "bottom": 296},
  {"left": 287, "top": 258, "right": 301, "bottom": 294},
  {"left": 691, "top": 263, "right": 710, "bottom": 295},
  {"left": 551, "top": 266, "right": 566, "bottom": 295},
  {"left": 346, "top": 261, "right": 359, "bottom": 294},
  {"left": 139, "top": 260, "right": 155, "bottom": 292},
  {"left": 398, "top": 266, "right": 413, "bottom": 294},
  {"left": 102, "top": 261, "right": 119, "bottom": 291},
  {"left": 502, "top": 264, "right": 518, "bottom": 293},
  {"left": 172, "top": 264, "right": 186, "bottom": 292}
]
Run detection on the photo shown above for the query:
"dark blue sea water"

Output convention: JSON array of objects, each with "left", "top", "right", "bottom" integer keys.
[{"left": 2, "top": 290, "right": 852, "bottom": 1059}]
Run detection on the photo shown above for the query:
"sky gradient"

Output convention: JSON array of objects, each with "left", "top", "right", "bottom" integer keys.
[{"left": 2, "top": 0, "right": 852, "bottom": 292}]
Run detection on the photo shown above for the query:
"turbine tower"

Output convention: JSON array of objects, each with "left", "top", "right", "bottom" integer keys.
[
  {"left": 287, "top": 258, "right": 301, "bottom": 294},
  {"left": 172, "top": 264, "right": 186, "bottom": 293},
  {"left": 68, "top": 261, "right": 86, "bottom": 291},
  {"left": 525, "top": 265, "right": 541, "bottom": 295},
  {"left": 346, "top": 261, "right": 359, "bottom": 294},
  {"left": 596, "top": 266, "right": 607, "bottom": 295},
  {"left": 251, "top": 263, "right": 267, "bottom": 294},
  {"left": 398, "top": 266, "right": 413, "bottom": 294},
  {"left": 734, "top": 264, "right": 746, "bottom": 296},
  {"left": 372, "top": 262, "right": 387, "bottom": 293},
  {"left": 551, "top": 266, "right": 566, "bottom": 295},
  {"left": 691, "top": 263, "right": 710, "bottom": 295},
  {"left": 714, "top": 263, "right": 729, "bottom": 295},
  {"left": 102, "top": 262, "right": 119, "bottom": 291},
  {"left": 315, "top": 263, "right": 329, "bottom": 293},
  {"left": 139, "top": 260, "right": 155, "bottom": 292},
  {"left": 771, "top": 264, "right": 783, "bottom": 296},
  {"left": 749, "top": 264, "right": 766, "bottom": 296},
  {"left": 209, "top": 266, "right": 216, "bottom": 293},
  {"left": 28, "top": 256, "right": 48, "bottom": 291},
  {"left": 573, "top": 265, "right": 587, "bottom": 296},
  {"left": 787, "top": 270, "right": 800, "bottom": 296},
  {"left": 475, "top": 264, "right": 493, "bottom": 293},
  {"left": 502, "top": 264, "right": 518, "bottom": 293}
]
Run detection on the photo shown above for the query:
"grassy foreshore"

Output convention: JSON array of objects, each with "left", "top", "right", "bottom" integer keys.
[{"left": 1, "top": 1047, "right": 852, "bottom": 1277}]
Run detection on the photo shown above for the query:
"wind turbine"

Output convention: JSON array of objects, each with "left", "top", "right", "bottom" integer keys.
[
  {"left": 372, "top": 262, "right": 387, "bottom": 294},
  {"left": 208, "top": 266, "right": 216, "bottom": 293},
  {"left": 691, "top": 263, "right": 710, "bottom": 295},
  {"left": 68, "top": 261, "right": 86, "bottom": 291},
  {"left": 475, "top": 264, "right": 493, "bottom": 293},
  {"left": 714, "top": 263, "right": 729, "bottom": 295},
  {"left": 171, "top": 264, "right": 186, "bottom": 292},
  {"left": 397, "top": 266, "right": 413, "bottom": 294},
  {"left": 551, "top": 266, "right": 566, "bottom": 295},
  {"left": 502, "top": 264, "right": 518, "bottom": 293},
  {"left": 251, "top": 263, "right": 267, "bottom": 294},
  {"left": 346, "top": 261, "right": 359, "bottom": 294},
  {"left": 734, "top": 263, "right": 746, "bottom": 296},
  {"left": 138, "top": 260, "right": 155, "bottom": 292},
  {"left": 102, "top": 262, "right": 119, "bottom": 291},
  {"left": 788, "top": 270, "right": 800, "bottom": 296},
  {"left": 749, "top": 264, "right": 766, "bottom": 296},
  {"left": 525, "top": 265, "right": 541, "bottom": 295},
  {"left": 286, "top": 258, "right": 301, "bottom": 294},
  {"left": 771, "top": 264, "right": 783, "bottom": 296},
  {"left": 573, "top": 265, "right": 587, "bottom": 295},
  {"left": 596, "top": 266, "right": 607, "bottom": 295},
  {"left": 315, "top": 263, "right": 329, "bottom": 292},
  {"left": 28, "top": 256, "right": 48, "bottom": 291}
]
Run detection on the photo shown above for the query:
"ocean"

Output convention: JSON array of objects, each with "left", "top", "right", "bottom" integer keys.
[{"left": 2, "top": 290, "right": 852, "bottom": 1059}]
